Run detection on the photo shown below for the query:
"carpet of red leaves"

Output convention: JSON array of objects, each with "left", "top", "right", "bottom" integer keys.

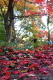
[{"left": 0, "top": 45, "right": 53, "bottom": 80}]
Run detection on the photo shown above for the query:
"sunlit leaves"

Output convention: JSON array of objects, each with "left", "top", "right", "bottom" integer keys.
[
  {"left": 25, "top": 2, "right": 39, "bottom": 12},
  {"left": 0, "top": 0, "right": 53, "bottom": 16},
  {"left": 0, "top": 0, "right": 8, "bottom": 7},
  {"left": 15, "top": 0, "right": 25, "bottom": 11},
  {"left": 33, "top": 0, "right": 44, "bottom": 3}
]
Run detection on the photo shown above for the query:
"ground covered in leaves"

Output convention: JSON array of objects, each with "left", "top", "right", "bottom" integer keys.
[{"left": 0, "top": 45, "right": 53, "bottom": 80}]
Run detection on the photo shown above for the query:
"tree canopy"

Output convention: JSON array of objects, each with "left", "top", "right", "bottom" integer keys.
[
  {"left": 0, "top": 0, "right": 53, "bottom": 17},
  {"left": 0, "top": 0, "right": 53, "bottom": 42}
]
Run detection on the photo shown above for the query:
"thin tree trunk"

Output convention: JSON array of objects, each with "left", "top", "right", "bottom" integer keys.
[
  {"left": 47, "top": 15, "right": 50, "bottom": 44},
  {"left": 11, "top": 25, "right": 16, "bottom": 41}
]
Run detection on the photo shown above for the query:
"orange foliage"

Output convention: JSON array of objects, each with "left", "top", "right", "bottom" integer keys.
[{"left": 0, "top": 0, "right": 53, "bottom": 17}]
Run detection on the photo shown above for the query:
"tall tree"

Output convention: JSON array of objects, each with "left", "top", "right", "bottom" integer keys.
[
  {"left": 0, "top": 0, "right": 14, "bottom": 42},
  {"left": 4, "top": 0, "right": 14, "bottom": 42},
  {"left": 0, "top": 0, "right": 53, "bottom": 42}
]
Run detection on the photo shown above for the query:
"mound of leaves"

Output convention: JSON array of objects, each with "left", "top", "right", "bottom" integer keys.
[{"left": 0, "top": 45, "right": 53, "bottom": 80}]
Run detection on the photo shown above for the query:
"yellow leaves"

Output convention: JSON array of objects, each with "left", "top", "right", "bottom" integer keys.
[
  {"left": 0, "top": 0, "right": 8, "bottom": 14},
  {"left": 21, "top": 70, "right": 27, "bottom": 73},
  {"left": 17, "top": 1, "right": 24, "bottom": 8},
  {"left": 18, "top": 43, "right": 24, "bottom": 47},
  {"left": 33, "top": 25, "right": 39, "bottom": 30},
  {"left": 33, "top": 25, "right": 39, "bottom": 38},
  {"left": 10, "top": 63, "right": 15, "bottom": 67},
  {"left": 30, "top": 18, "right": 39, "bottom": 38},
  {"left": 49, "top": 63, "right": 53, "bottom": 68},
  {"left": 0, "top": 0, "right": 4, "bottom": 3},
  {"left": 31, "top": 20, "right": 39, "bottom": 32},
  {"left": 16, "top": 0, "right": 25, "bottom": 11},
  {"left": 32, "top": 20, "right": 35, "bottom": 25},
  {"left": 26, "top": 2, "right": 39, "bottom": 12},
  {"left": 15, "top": 0, "right": 40, "bottom": 14},
  {"left": 50, "top": 66, "right": 53, "bottom": 68},
  {"left": 0, "top": 0, "right": 8, "bottom": 6}
]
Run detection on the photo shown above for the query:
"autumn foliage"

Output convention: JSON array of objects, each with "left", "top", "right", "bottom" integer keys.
[
  {"left": 0, "top": 45, "right": 53, "bottom": 80},
  {"left": 0, "top": 0, "right": 53, "bottom": 17}
]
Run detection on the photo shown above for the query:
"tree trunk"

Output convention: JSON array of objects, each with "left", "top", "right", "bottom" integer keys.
[
  {"left": 47, "top": 25, "right": 50, "bottom": 42},
  {"left": 4, "top": 0, "right": 14, "bottom": 42},
  {"left": 47, "top": 15, "right": 50, "bottom": 44},
  {"left": 11, "top": 25, "right": 16, "bottom": 41}
]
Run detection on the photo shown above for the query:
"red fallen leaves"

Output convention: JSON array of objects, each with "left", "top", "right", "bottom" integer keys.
[
  {"left": 49, "top": 63, "right": 53, "bottom": 68},
  {"left": 29, "top": 63, "right": 39, "bottom": 69},
  {"left": 23, "top": 59, "right": 30, "bottom": 65},
  {"left": 31, "top": 76, "right": 37, "bottom": 80},
  {"left": 1, "top": 67, "right": 11, "bottom": 75},
  {"left": 0, "top": 48, "right": 2, "bottom": 52},
  {"left": 40, "top": 67, "right": 50, "bottom": 76},
  {"left": 12, "top": 55, "right": 17, "bottom": 59},
  {"left": 0, "top": 75, "right": 11, "bottom": 80},
  {"left": 44, "top": 60, "right": 51, "bottom": 65},
  {"left": 2, "top": 67, "right": 11, "bottom": 71},
  {"left": 35, "top": 51, "right": 46, "bottom": 58},
  {"left": 0, "top": 45, "right": 53, "bottom": 80},
  {"left": 6, "top": 71, "right": 11, "bottom": 75},
  {"left": 0, "top": 60, "right": 14, "bottom": 65},
  {"left": 29, "top": 50, "right": 35, "bottom": 54},
  {"left": 19, "top": 73, "right": 28, "bottom": 78},
  {"left": 13, "top": 70, "right": 20, "bottom": 75}
]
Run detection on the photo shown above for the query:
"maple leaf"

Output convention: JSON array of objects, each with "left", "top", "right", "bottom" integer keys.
[
  {"left": 2, "top": 67, "right": 11, "bottom": 74},
  {"left": 6, "top": 71, "right": 11, "bottom": 75},
  {"left": 29, "top": 63, "right": 39, "bottom": 69},
  {"left": 13, "top": 70, "right": 20, "bottom": 75},
  {"left": 29, "top": 50, "right": 35, "bottom": 53},
  {"left": 49, "top": 63, "right": 53, "bottom": 68},
  {"left": 0, "top": 75, "right": 11, "bottom": 80},
  {"left": 23, "top": 59, "right": 30, "bottom": 64},
  {"left": 3, "top": 67, "right": 11, "bottom": 70},
  {"left": 39, "top": 67, "right": 50, "bottom": 75},
  {"left": 31, "top": 76, "right": 37, "bottom": 79},
  {"left": 12, "top": 55, "right": 17, "bottom": 59},
  {"left": 0, "top": 48, "right": 2, "bottom": 52},
  {"left": 45, "top": 60, "right": 51, "bottom": 64},
  {"left": 19, "top": 73, "right": 28, "bottom": 78},
  {"left": 41, "top": 54, "right": 45, "bottom": 58}
]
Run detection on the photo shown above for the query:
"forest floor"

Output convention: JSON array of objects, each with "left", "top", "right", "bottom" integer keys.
[{"left": 0, "top": 45, "right": 53, "bottom": 80}]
